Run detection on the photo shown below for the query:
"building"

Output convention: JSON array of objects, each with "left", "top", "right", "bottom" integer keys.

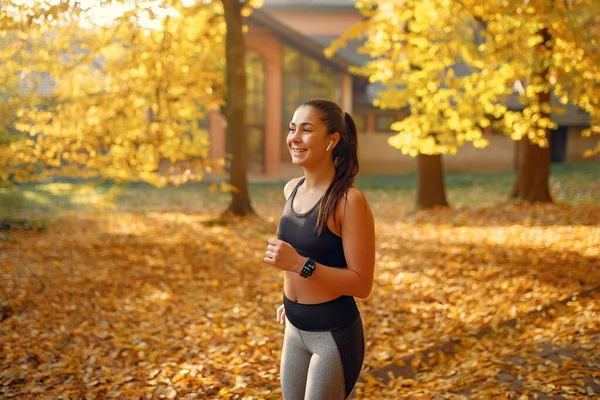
[{"left": 207, "top": 0, "right": 598, "bottom": 180}]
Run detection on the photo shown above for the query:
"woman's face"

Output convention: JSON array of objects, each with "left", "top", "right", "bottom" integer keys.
[{"left": 287, "top": 106, "right": 332, "bottom": 167}]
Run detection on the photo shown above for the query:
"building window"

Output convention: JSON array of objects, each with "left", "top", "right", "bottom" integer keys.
[
  {"left": 551, "top": 126, "right": 568, "bottom": 163},
  {"left": 374, "top": 108, "right": 410, "bottom": 132},
  {"left": 352, "top": 113, "right": 365, "bottom": 133},
  {"left": 376, "top": 115, "right": 395, "bottom": 132},
  {"left": 282, "top": 46, "right": 339, "bottom": 160}
]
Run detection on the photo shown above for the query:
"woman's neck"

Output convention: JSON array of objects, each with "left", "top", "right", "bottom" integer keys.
[{"left": 302, "top": 162, "right": 336, "bottom": 192}]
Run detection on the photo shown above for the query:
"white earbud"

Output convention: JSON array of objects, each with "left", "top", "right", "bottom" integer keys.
[{"left": 326, "top": 140, "right": 333, "bottom": 151}]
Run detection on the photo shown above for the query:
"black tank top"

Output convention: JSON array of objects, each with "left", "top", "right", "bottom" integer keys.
[{"left": 276, "top": 178, "right": 347, "bottom": 268}]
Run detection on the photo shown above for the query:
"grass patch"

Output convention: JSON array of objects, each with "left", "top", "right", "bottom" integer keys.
[{"left": 0, "top": 162, "right": 598, "bottom": 217}]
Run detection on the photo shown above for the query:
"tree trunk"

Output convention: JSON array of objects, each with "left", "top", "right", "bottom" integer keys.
[
  {"left": 416, "top": 154, "right": 448, "bottom": 209},
  {"left": 222, "top": 0, "right": 254, "bottom": 216},
  {"left": 510, "top": 137, "right": 552, "bottom": 202},
  {"left": 510, "top": 27, "right": 553, "bottom": 203}
]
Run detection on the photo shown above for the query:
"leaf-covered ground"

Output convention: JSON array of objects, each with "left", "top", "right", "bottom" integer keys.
[
  {"left": 356, "top": 290, "right": 600, "bottom": 399},
  {"left": 1, "top": 166, "right": 599, "bottom": 399}
]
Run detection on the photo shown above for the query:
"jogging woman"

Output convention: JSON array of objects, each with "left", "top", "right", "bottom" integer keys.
[{"left": 263, "top": 99, "right": 376, "bottom": 399}]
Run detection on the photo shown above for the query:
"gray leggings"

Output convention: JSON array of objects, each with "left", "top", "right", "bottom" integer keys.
[{"left": 280, "top": 316, "right": 364, "bottom": 400}]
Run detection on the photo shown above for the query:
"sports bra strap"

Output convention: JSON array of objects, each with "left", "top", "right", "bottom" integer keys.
[{"left": 288, "top": 177, "right": 306, "bottom": 202}]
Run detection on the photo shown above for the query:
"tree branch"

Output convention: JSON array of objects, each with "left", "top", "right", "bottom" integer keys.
[{"left": 454, "top": 0, "right": 488, "bottom": 31}]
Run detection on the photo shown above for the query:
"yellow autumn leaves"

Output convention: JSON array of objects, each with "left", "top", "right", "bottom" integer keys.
[
  {"left": 328, "top": 0, "right": 600, "bottom": 157},
  {"left": 1, "top": 0, "right": 233, "bottom": 187}
]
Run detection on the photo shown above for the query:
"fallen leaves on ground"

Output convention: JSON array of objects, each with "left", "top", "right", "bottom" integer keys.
[
  {"left": 366, "top": 202, "right": 600, "bottom": 370},
  {"left": 354, "top": 293, "right": 600, "bottom": 399},
  {"left": 1, "top": 199, "right": 599, "bottom": 399}
]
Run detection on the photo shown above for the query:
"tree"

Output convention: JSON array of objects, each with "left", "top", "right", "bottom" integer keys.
[
  {"left": 0, "top": 0, "right": 72, "bottom": 183},
  {"left": 2, "top": 0, "right": 261, "bottom": 216},
  {"left": 221, "top": 0, "right": 259, "bottom": 216},
  {"left": 1, "top": 0, "right": 226, "bottom": 187},
  {"left": 329, "top": 0, "right": 600, "bottom": 205}
]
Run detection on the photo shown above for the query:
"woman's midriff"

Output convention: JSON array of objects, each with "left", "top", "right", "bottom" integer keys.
[{"left": 283, "top": 271, "right": 343, "bottom": 304}]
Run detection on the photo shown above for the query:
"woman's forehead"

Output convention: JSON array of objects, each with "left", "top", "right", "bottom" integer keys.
[{"left": 291, "top": 106, "right": 322, "bottom": 124}]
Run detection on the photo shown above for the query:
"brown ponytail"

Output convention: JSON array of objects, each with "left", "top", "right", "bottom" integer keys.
[{"left": 303, "top": 99, "right": 360, "bottom": 235}]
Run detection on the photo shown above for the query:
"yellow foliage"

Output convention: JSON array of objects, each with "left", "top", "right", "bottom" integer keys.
[
  {"left": 327, "top": 0, "right": 600, "bottom": 156},
  {"left": 0, "top": 0, "right": 268, "bottom": 186}
]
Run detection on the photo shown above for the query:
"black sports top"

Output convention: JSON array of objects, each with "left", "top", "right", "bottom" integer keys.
[{"left": 277, "top": 178, "right": 347, "bottom": 268}]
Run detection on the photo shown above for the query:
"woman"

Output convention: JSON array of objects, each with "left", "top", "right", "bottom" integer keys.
[{"left": 263, "top": 99, "right": 376, "bottom": 399}]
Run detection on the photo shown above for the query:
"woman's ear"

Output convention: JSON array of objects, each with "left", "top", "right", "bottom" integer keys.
[{"left": 327, "top": 132, "right": 341, "bottom": 151}]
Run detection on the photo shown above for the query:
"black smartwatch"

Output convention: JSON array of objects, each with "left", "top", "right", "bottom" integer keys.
[{"left": 299, "top": 258, "right": 316, "bottom": 278}]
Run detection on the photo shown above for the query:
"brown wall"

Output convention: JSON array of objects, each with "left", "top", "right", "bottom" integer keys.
[
  {"left": 339, "top": 72, "right": 353, "bottom": 114},
  {"left": 209, "top": 110, "right": 226, "bottom": 160},
  {"left": 356, "top": 130, "right": 600, "bottom": 176},
  {"left": 268, "top": 11, "right": 362, "bottom": 36},
  {"left": 246, "top": 26, "right": 284, "bottom": 176},
  {"left": 358, "top": 132, "right": 517, "bottom": 174}
]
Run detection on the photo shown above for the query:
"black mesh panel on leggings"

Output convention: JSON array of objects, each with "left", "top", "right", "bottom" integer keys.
[{"left": 331, "top": 316, "right": 365, "bottom": 398}]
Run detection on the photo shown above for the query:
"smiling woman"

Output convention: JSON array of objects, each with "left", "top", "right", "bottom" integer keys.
[{"left": 263, "top": 99, "right": 375, "bottom": 399}]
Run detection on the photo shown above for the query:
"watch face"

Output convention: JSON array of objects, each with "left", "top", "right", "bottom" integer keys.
[{"left": 300, "top": 258, "right": 316, "bottom": 277}]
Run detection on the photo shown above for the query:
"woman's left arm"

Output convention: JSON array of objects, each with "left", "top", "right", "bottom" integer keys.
[{"left": 264, "top": 188, "right": 375, "bottom": 299}]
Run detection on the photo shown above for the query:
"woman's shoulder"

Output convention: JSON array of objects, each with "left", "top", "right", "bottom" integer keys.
[
  {"left": 335, "top": 186, "right": 370, "bottom": 217},
  {"left": 345, "top": 186, "right": 369, "bottom": 205},
  {"left": 283, "top": 176, "right": 304, "bottom": 200}
]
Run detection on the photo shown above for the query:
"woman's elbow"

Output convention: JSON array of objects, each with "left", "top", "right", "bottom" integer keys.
[{"left": 355, "top": 281, "right": 373, "bottom": 299}]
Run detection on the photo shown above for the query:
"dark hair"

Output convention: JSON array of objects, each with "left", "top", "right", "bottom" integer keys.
[{"left": 303, "top": 99, "right": 359, "bottom": 235}]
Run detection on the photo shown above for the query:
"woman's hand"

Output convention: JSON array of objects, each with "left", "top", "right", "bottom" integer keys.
[
  {"left": 263, "top": 238, "right": 305, "bottom": 273},
  {"left": 276, "top": 304, "right": 285, "bottom": 325}
]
